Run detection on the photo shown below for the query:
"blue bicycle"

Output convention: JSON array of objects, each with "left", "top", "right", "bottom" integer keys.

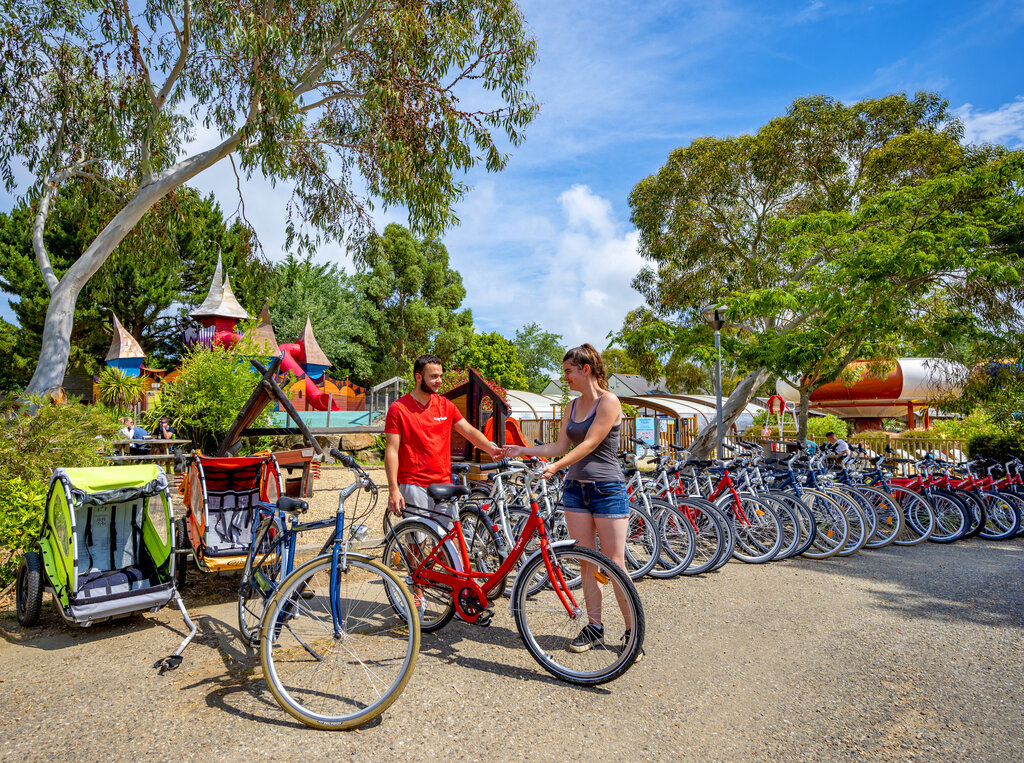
[{"left": 238, "top": 450, "right": 420, "bottom": 730}]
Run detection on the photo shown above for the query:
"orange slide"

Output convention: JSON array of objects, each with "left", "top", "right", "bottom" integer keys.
[{"left": 278, "top": 349, "right": 340, "bottom": 410}]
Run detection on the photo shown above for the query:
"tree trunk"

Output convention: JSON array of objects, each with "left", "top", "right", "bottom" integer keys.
[
  {"left": 797, "top": 386, "right": 810, "bottom": 442},
  {"left": 23, "top": 134, "right": 242, "bottom": 398},
  {"left": 687, "top": 367, "right": 769, "bottom": 459}
]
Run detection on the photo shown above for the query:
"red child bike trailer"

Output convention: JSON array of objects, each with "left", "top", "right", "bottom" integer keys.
[{"left": 177, "top": 453, "right": 283, "bottom": 582}]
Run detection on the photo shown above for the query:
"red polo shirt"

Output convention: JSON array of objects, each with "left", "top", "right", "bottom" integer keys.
[{"left": 384, "top": 394, "right": 464, "bottom": 486}]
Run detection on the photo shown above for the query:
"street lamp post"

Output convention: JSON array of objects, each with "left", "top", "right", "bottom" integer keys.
[{"left": 702, "top": 305, "right": 727, "bottom": 459}]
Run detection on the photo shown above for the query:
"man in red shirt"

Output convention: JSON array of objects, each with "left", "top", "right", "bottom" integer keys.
[{"left": 385, "top": 354, "right": 503, "bottom": 517}]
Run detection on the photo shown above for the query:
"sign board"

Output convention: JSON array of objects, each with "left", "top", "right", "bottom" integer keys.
[{"left": 635, "top": 417, "right": 656, "bottom": 455}]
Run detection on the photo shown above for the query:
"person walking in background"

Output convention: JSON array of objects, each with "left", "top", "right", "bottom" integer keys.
[{"left": 502, "top": 343, "right": 637, "bottom": 656}]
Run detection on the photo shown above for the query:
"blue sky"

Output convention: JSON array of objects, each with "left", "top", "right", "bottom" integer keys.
[{"left": 4, "top": 0, "right": 1024, "bottom": 350}]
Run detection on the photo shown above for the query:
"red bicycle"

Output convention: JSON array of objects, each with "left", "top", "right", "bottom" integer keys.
[{"left": 382, "top": 459, "right": 645, "bottom": 685}]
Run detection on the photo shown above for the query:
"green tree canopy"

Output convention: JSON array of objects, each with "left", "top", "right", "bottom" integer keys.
[
  {"left": 514, "top": 322, "right": 565, "bottom": 392},
  {"left": 457, "top": 331, "right": 528, "bottom": 390},
  {"left": 0, "top": 184, "right": 273, "bottom": 382},
  {"left": 358, "top": 223, "right": 474, "bottom": 381},
  {"left": 0, "top": 0, "right": 538, "bottom": 396},
  {"left": 621, "top": 91, "right": 1022, "bottom": 452}
]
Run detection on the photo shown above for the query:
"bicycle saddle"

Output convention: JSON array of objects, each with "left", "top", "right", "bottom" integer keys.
[
  {"left": 427, "top": 484, "right": 471, "bottom": 502},
  {"left": 277, "top": 496, "right": 308, "bottom": 514}
]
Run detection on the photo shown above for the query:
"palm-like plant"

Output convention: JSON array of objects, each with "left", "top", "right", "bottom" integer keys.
[{"left": 96, "top": 367, "right": 146, "bottom": 413}]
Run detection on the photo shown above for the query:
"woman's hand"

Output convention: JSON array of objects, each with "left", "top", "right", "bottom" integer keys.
[
  {"left": 504, "top": 445, "right": 526, "bottom": 459},
  {"left": 541, "top": 462, "right": 560, "bottom": 481}
]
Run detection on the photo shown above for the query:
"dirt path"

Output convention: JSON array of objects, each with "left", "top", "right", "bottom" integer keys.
[{"left": 3, "top": 538, "right": 1023, "bottom": 761}]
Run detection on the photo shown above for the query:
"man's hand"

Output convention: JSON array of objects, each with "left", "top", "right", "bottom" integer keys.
[
  {"left": 485, "top": 441, "right": 504, "bottom": 460},
  {"left": 386, "top": 488, "right": 406, "bottom": 515}
]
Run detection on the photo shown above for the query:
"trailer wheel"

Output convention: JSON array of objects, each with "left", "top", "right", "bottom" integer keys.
[{"left": 16, "top": 551, "right": 44, "bottom": 626}]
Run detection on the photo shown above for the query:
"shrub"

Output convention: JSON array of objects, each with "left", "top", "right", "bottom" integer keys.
[
  {"left": 96, "top": 366, "right": 146, "bottom": 413},
  {"left": 146, "top": 338, "right": 273, "bottom": 454},
  {"left": 965, "top": 429, "right": 1024, "bottom": 462},
  {"left": 0, "top": 477, "right": 47, "bottom": 587}
]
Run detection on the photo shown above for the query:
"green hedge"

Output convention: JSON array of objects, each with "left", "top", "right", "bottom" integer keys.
[{"left": 965, "top": 429, "right": 1024, "bottom": 462}]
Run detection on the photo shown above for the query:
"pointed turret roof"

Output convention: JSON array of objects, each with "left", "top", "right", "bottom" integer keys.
[
  {"left": 297, "top": 315, "right": 331, "bottom": 367},
  {"left": 190, "top": 253, "right": 251, "bottom": 321},
  {"left": 105, "top": 313, "right": 145, "bottom": 361},
  {"left": 250, "top": 300, "right": 279, "bottom": 353}
]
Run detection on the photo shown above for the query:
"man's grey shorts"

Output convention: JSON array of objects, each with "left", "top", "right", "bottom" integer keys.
[{"left": 399, "top": 484, "right": 455, "bottom": 522}]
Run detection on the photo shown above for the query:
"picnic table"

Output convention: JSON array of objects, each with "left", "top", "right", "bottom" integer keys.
[{"left": 104, "top": 438, "right": 192, "bottom": 473}]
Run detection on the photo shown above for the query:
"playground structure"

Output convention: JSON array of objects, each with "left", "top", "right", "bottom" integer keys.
[
  {"left": 776, "top": 358, "right": 965, "bottom": 432},
  {"left": 189, "top": 256, "right": 365, "bottom": 413}
]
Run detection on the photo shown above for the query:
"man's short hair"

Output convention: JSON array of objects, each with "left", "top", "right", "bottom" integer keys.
[
  {"left": 413, "top": 354, "right": 443, "bottom": 378},
  {"left": 825, "top": 431, "right": 836, "bottom": 438}
]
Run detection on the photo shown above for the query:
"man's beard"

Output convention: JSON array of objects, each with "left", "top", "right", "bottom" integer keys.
[{"left": 419, "top": 379, "right": 436, "bottom": 395}]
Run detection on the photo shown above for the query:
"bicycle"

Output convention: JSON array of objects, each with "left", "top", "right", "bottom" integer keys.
[
  {"left": 242, "top": 450, "right": 420, "bottom": 730},
  {"left": 382, "top": 458, "right": 645, "bottom": 686}
]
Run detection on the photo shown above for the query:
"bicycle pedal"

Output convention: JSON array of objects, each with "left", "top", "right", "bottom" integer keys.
[{"left": 474, "top": 608, "right": 494, "bottom": 627}]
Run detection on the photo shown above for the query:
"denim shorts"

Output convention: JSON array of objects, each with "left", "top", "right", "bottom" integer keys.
[{"left": 562, "top": 480, "right": 628, "bottom": 519}]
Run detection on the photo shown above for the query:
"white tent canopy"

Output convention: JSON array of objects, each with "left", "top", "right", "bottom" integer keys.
[{"left": 504, "top": 390, "right": 565, "bottom": 420}]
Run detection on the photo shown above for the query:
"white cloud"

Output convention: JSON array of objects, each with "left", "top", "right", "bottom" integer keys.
[{"left": 954, "top": 97, "right": 1024, "bottom": 147}]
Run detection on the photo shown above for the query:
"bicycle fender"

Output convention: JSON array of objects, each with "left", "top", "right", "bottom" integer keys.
[{"left": 395, "top": 515, "right": 468, "bottom": 574}]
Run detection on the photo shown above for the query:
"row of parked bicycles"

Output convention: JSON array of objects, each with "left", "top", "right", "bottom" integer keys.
[{"left": 17, "top": 439, "right": 1022, "bottom": 732}]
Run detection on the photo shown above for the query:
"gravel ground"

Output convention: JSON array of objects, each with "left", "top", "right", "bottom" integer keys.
[{"left": 2, "top": 496, "right": 1022, "bottom": 761}]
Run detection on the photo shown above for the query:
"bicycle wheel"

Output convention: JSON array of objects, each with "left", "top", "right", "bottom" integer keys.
[
  {"left": 958, "top": 492, "right": 987, "bottom": 539},
  {"left": 889, "top": 486, "right": 934, "bottom": 545},
  {"left": 928, "top": 491, "right": 969, "bottom": 543},
  {"left": 381, "top": 519, "right": 456, "bottom": 632},
  {"left": 259, "top": 555, "right": 420, "bottom": 730},
  {"left": 857, "top": 486, "right": 903, "bottom": 549},
  {"left": 512, "top": 544, "right": 644, "bottom": 686},
  {"left": 824, "top": 488, "right": 868, "bottom": 557},
  {"left": 979, "top": 492, "right": 1020, "bottom": 540},
  {"left": 727, "top": 496, "right": 783, "bottom": 564},
  {"left": 238, "top": 515, "right": 284, "bottom": 646},
  {"left": 758, "top": 494, "right": 801, "bottom": 559},
  {"left": 800, "top": 490, "right": 849, "bottom": 560},
  {"left": 676, "top": 499, "right": 727, "bottom": 575},
  {"left": 459, "top": 504, "right": 507, "bottom": 600},
  {"left": 768, "top": 492, "right": 817, "bottom": 556},
  {"left": 624, "top": 502, "right": 661, "bottom": 580},
  {"left": 653, "top": 503, "right": 697, "bottom": 577}
]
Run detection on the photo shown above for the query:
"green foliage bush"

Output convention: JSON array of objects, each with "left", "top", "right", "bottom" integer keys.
[
  {"left": 965, "top": 429, "right": 1024, "bottom": 462},
  {"left": 146, "top": 335, "right": 273, "bottom": 454},
  {"left": 0, "top": 477, "right": 47, "bottom": 586}
]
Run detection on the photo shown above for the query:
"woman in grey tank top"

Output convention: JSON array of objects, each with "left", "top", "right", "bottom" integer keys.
[{"left": 503, "top": 344, "right": 636, "bottom": 654}]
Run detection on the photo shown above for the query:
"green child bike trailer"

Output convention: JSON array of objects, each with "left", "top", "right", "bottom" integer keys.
[
  {"left": 176, "top": 453, "right": 283, "bottom": 583},
  {"left": 15, "top": 464, "right": 196, "bottom": 671}
]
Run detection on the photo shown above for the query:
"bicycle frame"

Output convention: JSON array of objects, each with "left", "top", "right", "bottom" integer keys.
[{"left": 402, "top": 489, "right": 583, "bottom": 625}]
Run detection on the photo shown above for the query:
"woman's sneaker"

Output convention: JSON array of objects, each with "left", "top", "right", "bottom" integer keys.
[
  {"left": 620, "top": 629, "right": 644, "bottom": 663},
  {"left": 569, "top": 623, "right": 604, "bottom": 653}
]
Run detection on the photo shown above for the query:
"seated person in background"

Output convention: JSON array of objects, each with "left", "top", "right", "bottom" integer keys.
[
  {"left": 121, "top": 416, "right": 151, "bottom": 455},
  {"left": 824, "top": 431, "right": 850, "bottom": 460},
  {"left": 153, "top": 417, "right": 176, "bottom": 440}
]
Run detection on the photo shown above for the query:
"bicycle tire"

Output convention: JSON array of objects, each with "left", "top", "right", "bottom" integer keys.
[
  {"left": 652, "top": 503, "right": 697, "bottom": 577},
  {"left": 644, "top": 500, "right": 694, "bottom": 578},
  {"left": 927, "top": 491, "right": 969, "bottom": 543},
  {"left": 512, "top": 544, "right": 644, "bottom": 685},
  {"left": 978, "top": 492, "right": 1021, "bottom": 540},
  {"left": 856, "top": 486, "right": 903, "bottom": 549},
  {"left": 767, "top": 492, "right": 817, "bottom": 556},
  {"left": 757, "top": 494, "right": 801, "bottom": 559},
  {"left": 725, "top": 495, "right": 783, "bottom": 564},
  {"left": 259, "top": 555, "right": 419, "bottom": 730},
  {"left": 459, "top": 504, "right": 507, "bottom": 600},
  {"left": 958, "top": 491, "right": 987, "bottom": 539},
  {"left": 824, "top": 488, "right": 868, "bottom": 557},
  {"left": 238, "top": 515, "right": 284, "bottom": 646},
  {"left": 676, "top": 498, "right": 728, "bottom": 575},
  {"left": 889, "top": 486, "right": 934, "bottom": 545},
  {"left": 800, "top": 490, "right": 849, "bottom": 559},
  {"left": 624, "top": 502, "right": 661, "bottom": 580},
  {"left": 381, "top": 519, "right": 456, "bottom": 632}
]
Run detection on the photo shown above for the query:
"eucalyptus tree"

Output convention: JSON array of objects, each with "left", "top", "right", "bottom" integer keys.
[
  {"left": 625, "top": 92, "right": 997, "bottom": 455},
  {"left": 0, "top": 0, "right": 538, "bottom": 396}
]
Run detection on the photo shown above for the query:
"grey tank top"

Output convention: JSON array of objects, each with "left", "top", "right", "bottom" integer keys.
[{"left": 564, "top": 396, "right": 625, "bottom": 483}]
